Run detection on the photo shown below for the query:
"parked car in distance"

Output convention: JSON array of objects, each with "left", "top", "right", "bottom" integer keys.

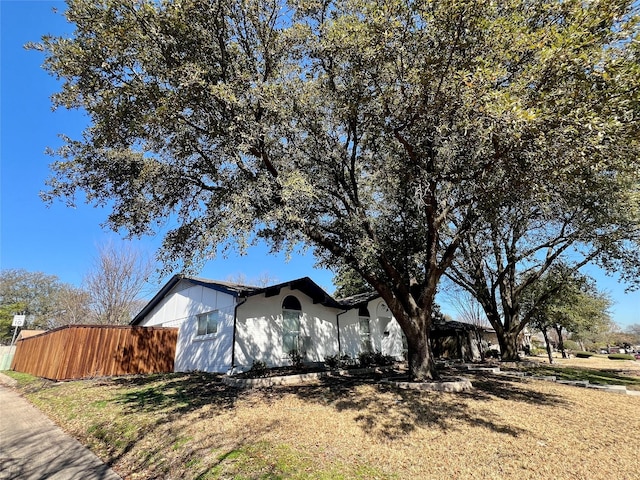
[{"left": 634, "top": 353, "right": 640, "bottom": 360}]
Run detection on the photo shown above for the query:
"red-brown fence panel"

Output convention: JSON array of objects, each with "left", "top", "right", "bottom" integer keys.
[{"left": 10, "top": 325, "right": 178, "bottom": 381}]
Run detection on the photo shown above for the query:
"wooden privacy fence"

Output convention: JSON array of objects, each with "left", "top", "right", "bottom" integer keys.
[{"left": 11, "top": 325, "right": 178, "bottom": 381}]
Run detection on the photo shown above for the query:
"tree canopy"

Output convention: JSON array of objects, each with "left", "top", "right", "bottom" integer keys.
[
  {"left": 0, "top": 243, "right": 152, "bottom": 341},
  {"left": 525, "top": 266, "right": 612, "bottom": 362},
  {"left": 36, "top": 0, "right": 640, "bottom": 379},
  {"left": 0, "top": 269, "right": 64, "bottom": 338},
  {"left": 333, "top": 264, "right": 373, "bottom": 299},
  {"left": 0, "top": 269, "right": 86, "bottom": 342},
  {"left": 446, "top": 169, "right": 639, "bottom": 359}
]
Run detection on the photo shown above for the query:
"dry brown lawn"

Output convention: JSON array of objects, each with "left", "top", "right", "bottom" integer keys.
[
  {"left": 530, "top": 354, "right": 640, "bottom": 372},
  {"left": 13, "top": 366, "right": 640, "bottom": 480}
]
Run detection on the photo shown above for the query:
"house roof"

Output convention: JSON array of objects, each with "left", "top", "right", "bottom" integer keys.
[
  {"left": 335, "top": 291, "right": 380, "bottom": 308},
  {"left": 131, "top": 274, "right": 487, "bottom": 329},
  {"left": 431, "top": 319, "right": 479, "bottom": 332},
  {"left": 131, "top": 275, "right": 262, "bottom": 325},
  {"left": 176, "top": 276, "right": 262, "bottom": 296},
  {"left": 131, "top": 275, "right": 342, "bottom": 325},
  {"left": 247, "top": 277, "right": 343, "bottom": 309}
]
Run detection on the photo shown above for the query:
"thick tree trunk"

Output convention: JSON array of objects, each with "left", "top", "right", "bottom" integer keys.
[
  {"left": 368, "top": 272, "right": 440, "bottom": 381},
  {"left": 498, "top": 329, "right": 520, "bottom": 362},
  {"left": 554, "top": 325, "right": 567, "bottom": 358},
  {"left": 542, "top": 328, "right": 554, "bottom": 364},
  {"left": 407, "top": 333, "right": 439, "bottom": 381},
  {"left": 481, "top": 307, "right": 522, "bottom": 362}
]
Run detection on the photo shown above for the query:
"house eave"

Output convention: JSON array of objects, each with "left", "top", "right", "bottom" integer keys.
[
  {"left": 131, "top": 275, "right": 259, "bottom": 325},
  {"left": 248, "top": 277, "right": 342, "bottom": 309}
]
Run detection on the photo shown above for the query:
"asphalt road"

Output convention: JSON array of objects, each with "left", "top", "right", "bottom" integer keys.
[{"left": 0, "top": 375, "right": 121, "bottom": 480}]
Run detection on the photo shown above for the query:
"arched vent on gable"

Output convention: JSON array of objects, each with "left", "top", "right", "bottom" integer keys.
[{"left": 282, "top": 295, "right": 302, "bottom": 311}]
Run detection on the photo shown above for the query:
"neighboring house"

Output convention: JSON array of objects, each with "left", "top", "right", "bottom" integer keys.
[
  {"left": 16, "top": 329, "right": 47, "bottom": 341},
  {"left": 132, "top": 275, "right": 482, "bottom": 374},
  {"left": 431, "top": 319, "right": 483, "bottom": 362}
]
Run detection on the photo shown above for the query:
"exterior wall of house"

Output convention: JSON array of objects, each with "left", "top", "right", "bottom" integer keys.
[
  {"left": 137, "top": 280, "right": 236, "bottom": 372},
  {"left": 336, "top": 310, "right": 361, "bottom": 358},
  {"left": 233, "top": 286, "right": 341, "bottom": 370},
  {"left": 137, "top": 279, "right": 411, "bottom": 374},
  {"left": 338, "top": 299, "right": 406, "bottom": 361}
]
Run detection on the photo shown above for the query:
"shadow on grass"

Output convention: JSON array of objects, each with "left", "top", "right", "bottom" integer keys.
[
  {"left": 266, "top": 371, "right": 568, "bottom": 440},
  {"left": 55, "top": 368, "right": 572, "bottom": 474},
  {"left": 110, "top": 372, "right": 239, "bottom": 416},
  {"left": 80, "top": 372, "right": 245, "bottom": 475},
  {"left": 508, "top": 364, "right": 640, "bottom": 388}
]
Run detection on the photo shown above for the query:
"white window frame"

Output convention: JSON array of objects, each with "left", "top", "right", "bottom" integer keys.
[
  {"left": 196, "top": 310, "right": 221, "bottom": 338},
  {"left": 282, "top": 308, "right": 301, "bottom": 355},
  {"left": 359, "top": 316, "right": 372, "bottom": 353}
]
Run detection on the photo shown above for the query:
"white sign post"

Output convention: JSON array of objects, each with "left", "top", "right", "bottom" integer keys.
[{"left": 10, "top": 314, "right": 26, "bottom": 347}]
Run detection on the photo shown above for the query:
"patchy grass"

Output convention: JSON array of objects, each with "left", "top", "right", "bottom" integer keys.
[
  {"left": 8, "top": 367, "right": 640, "bottom": 479},
  {"left": 513, "top": 355, "right": 640, "bottom": 390},
  {"left": 3, "top": 370, "right": 53, "bottom": 390}
]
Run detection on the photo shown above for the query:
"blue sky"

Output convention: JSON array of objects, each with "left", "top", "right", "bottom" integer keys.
[
  {"left": 1, "top": 0, "right": 638, "bottom": 328},
  {"left": 0, "top": 0, "right": 332, "bottom": 292}
]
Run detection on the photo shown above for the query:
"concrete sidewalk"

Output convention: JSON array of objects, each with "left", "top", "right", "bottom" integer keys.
[{"left": 0, "top": 374, "right": 121, "bottom": 480}]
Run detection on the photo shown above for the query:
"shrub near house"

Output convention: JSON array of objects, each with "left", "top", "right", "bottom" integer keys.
[
  {"left": 608, "top": 354, "right": 635, "bottom": 361},
  {"left": 575, "top": 352, "right": 595, "bottom": 358}
]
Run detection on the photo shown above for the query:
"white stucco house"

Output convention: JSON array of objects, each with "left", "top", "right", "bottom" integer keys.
[{"left": 131, "top": 275, "right": 407, "bottom": 374}]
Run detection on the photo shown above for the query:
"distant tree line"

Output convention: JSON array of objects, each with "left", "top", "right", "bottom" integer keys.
[{"left": 0, "top": 242, "right": 152, "bottom": 344}]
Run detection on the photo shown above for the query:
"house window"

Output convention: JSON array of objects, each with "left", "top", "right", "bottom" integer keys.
[
  {"left": 197, "top": 311, "right": 220, "bottom": 336},
  {"left": 359, "top": 306, "right": 372, "bottom": 353},
  {"left": 282, "top": 295, "right": 302, "bottom": 354}
]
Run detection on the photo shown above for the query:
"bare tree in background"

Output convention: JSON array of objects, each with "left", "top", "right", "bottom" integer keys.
[
  {"left": 444, "top": 285, "right": 491, "bottom": 360},
  {"left": 444, "top": 285, "right": 491, "bottom": 329},
  {"left": 49, "top": 285, "right": 93, "bottom": 328},
  {"left": 225, "top": 272, "right": 279, "bottom": 288},
  {"left": 85, "top": 242, "right": 154, "bottom": 325}
]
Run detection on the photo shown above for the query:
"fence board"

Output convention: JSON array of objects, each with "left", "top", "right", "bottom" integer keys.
[{"left": 10, "top": 325, "right": 178, "bottom": 381}]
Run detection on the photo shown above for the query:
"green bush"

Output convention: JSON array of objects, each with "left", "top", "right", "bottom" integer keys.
[
  {"left": 357, "top": 351, "right": 395, "bottom": 367},
  {"left": 373, "top": 351, "right": 395, "bottom": 366},
  {"left": 340, "top": 354, "right": 355, "bottom": 367},
  {"left": 287, "top": 350, "right": 305, "bottom": 369},
  {"left": 608, "top": 353, "right": 635, "bottom": 361},
  {"left": 324, "top": 354, "right": 340, "bottom": 369},
  {"left": 248, "top": 360, "right": 269, "bottom": 377},
  {"left": 575, "top": 351, "right": 595, "bottom": 358},
  {"left": 358, "top": 351, "right": 376, "bottom": 367},
  {"left": 484, "top": 349, "right": 500, "bottom": 359}
]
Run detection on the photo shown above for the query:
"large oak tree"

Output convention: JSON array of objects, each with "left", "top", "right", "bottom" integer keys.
[
  {"left": 36, "top": 0, "right": 640, "bottom": 379},
  {"left": 447, "top": 177, "right": 640, "bottom": 360}
]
